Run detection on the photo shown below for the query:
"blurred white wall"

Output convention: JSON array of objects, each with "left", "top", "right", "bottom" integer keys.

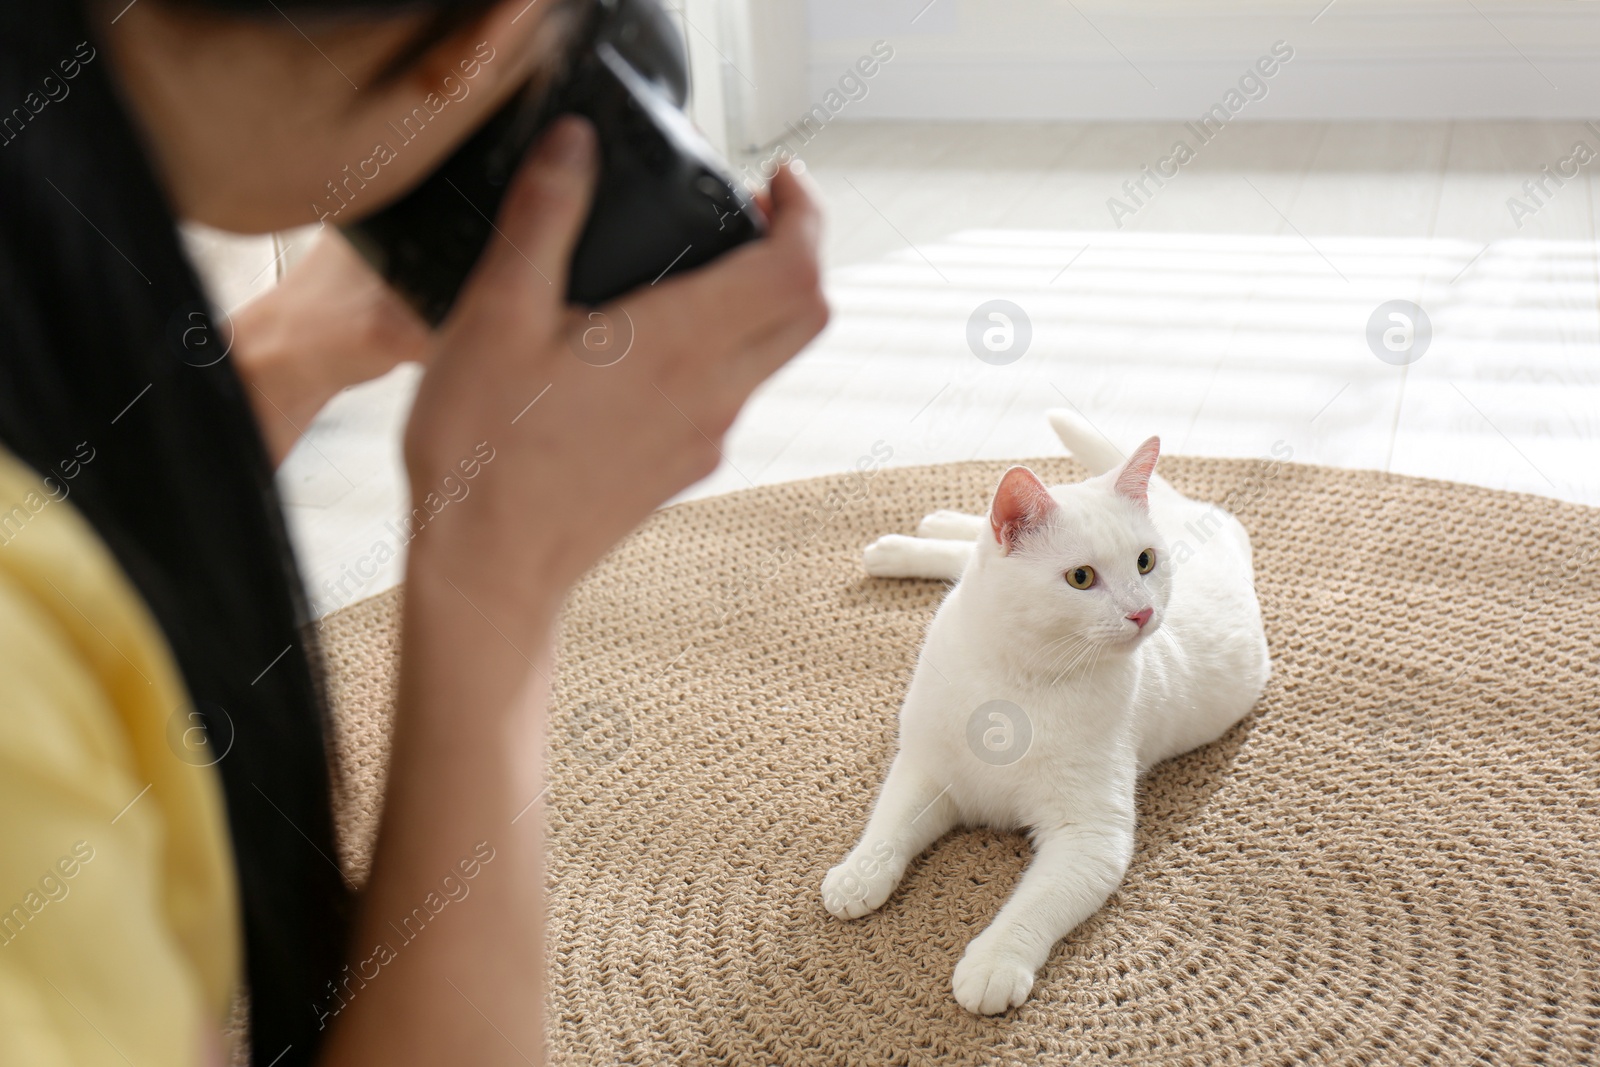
[
  {"left": 674, "top": 0, "right": 812, "bottom": 151},
  {"left": 793, "top": 0, "right": 1600, "bottom": 123}
]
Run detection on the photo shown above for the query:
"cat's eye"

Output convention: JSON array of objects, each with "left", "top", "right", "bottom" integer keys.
[
  {"left": 1137, "top": 549, "right": 1156, "bottom": 575},
  {"left": 1065, "top": 566, "right": 1096, "bottom": 589}
]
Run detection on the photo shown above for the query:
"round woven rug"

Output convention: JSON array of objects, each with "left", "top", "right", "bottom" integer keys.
[{"left": 316, "top": 457, "right": 1600, "bottom": 1066}]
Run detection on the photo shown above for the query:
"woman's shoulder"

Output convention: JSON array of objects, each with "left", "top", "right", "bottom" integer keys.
[
  {"left": 0, "top": 446, "right": 241, "bottom": 1065},
  {"left": 0, "top": 447, "right": 192, "bottom": 789}
]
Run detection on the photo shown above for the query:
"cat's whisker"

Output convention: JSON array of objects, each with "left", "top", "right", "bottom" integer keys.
[
  {"left": 1034, "top": 631, "right": 1083, "bottom": 659},
  {"left": 1049, "top": 639, "right": 1088, "bottom": 671},
  {"left": 1047, "top": 636, "right": 1103, "bottom": 686},
  {"left": 1040, "top": 633, "right": 1086, "bottom": 664},
  {"left": 1028, "top": 632, "right": 1089, "bottom": 678},
  {"left": 1036, "top": 633, "right": 1091, "bottom": 680}
]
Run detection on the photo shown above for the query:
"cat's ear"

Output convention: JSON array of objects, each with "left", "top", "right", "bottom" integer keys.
[
  {"left": 989, "top": 466, "right": 1057, "bottom": 554},
  {"left": 1111, "top": 436, "right": 1160, "bottom": 509}
]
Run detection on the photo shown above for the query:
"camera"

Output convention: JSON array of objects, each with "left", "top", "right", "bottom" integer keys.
[{"left": 343, "top": 0, "right": 766, "bottom": 324}]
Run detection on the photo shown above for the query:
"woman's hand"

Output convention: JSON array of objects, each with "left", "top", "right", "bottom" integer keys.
[
  {"left": 403, "top": 116, "right": 827, "bottom": 624},
  {"left": 230, "top": 232, "right": 433, "bottom": 465},
  {"left": 320, "top": 117, "right": 826, "bottom": 1067}
]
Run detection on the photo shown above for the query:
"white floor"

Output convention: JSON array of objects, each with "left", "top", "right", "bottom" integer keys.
[{"left": 185, "top": 121, "right": 1600, "bottom": 618}]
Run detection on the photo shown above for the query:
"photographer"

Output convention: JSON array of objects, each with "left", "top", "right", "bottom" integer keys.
[{"left": 0, "top": 2, "right": 825, "bottom": 1065}]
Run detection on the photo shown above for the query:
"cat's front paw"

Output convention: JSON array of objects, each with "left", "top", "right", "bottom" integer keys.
[
  {"left": 952, "top": 938, "right": 1036, "bottom": 1015},
  {"left": 821, "top": 845, "right": 900, "bottom": 919}
]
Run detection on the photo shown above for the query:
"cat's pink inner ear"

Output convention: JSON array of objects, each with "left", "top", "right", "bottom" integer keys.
[
  {"left": 989, "top": 466, "right": 1057, "bottom": 553},
  {"left": 1112, "top": 436, "right": 1161, "bottom": 509}
]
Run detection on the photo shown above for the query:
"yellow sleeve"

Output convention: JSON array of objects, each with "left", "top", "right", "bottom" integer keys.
[{"left": 0, "top": 452, "right": 239, "bottom": 1065}]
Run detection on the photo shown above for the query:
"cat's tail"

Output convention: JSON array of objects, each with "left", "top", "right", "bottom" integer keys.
[{"left": 1046, "top": 408, "right": 1127, "bottom": 476}]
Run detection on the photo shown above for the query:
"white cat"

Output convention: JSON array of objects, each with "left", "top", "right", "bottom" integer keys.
[{"left": 823, "top": 409, "right": 1270, "bottom": 1015}]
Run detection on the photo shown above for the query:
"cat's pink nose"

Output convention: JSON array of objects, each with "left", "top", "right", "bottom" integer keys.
[{"left": 1126, "top": 607, "right": 1153, "bottom": 630}]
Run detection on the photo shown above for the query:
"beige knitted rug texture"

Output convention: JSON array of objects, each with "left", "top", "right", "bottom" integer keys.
[{"left": 317, "top": 457, "right": 1600, "bottom": 1066}]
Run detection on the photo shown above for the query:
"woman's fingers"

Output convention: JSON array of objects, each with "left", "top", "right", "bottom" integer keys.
[
  {"left": 695, "top": 162, "right": 826, "bottom": 336},
  {"left": 766, "top": 162, "right": 825, "bottom": 263},
  {"left": 406, "top": 149, "right": 829, "bottom": 608},
  {"left": 445, "top": 116, "right": 599, "bottom": 332},
  {"left": 720, "top": 293, "right": 831, "bottom": 399}
]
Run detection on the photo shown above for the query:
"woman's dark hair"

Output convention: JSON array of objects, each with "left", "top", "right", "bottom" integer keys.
[{"left": 0, "top": 2, "right": 491, "bottom": 1063}]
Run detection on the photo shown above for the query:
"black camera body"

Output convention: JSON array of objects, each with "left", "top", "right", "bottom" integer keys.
[{"left": 343, "top": 0, "right": 765, "bottom": 324}]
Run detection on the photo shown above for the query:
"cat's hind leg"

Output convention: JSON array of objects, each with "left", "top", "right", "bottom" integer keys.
[
  {"left": 915, "top": 509, "right": 987, "bottom": 541},
  {"left": 862, "top": 535, "right": 972, "bottom": 581},
  {"left": 823, "top": 753, "right": 958, "bottom": 919}
]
